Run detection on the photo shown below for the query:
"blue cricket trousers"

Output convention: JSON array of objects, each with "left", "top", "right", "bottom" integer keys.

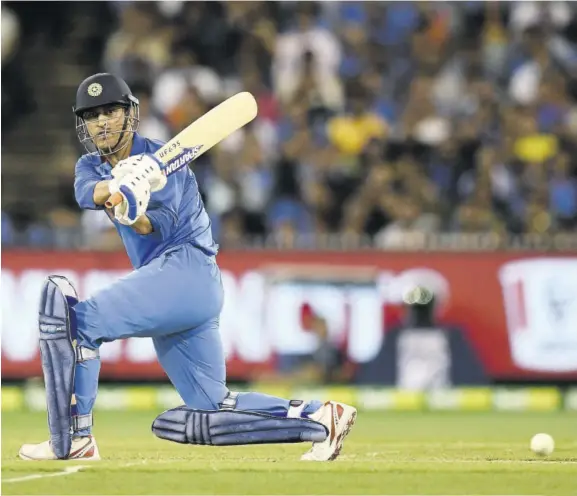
[
  {"left": 68, "top": 243, "right": 322, "bottom": 437},
  {"left": 74, "top": 243, "right": 228, "bottom": 412}
]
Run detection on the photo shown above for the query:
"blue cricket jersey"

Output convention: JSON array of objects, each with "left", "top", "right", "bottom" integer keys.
[{"left": 74, "top": 133, "right": 218, "bottom": 268}]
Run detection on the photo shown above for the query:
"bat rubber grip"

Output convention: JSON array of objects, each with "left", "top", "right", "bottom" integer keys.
[{"left": 105, "top": 192, "right": 123, "bottom": 208}]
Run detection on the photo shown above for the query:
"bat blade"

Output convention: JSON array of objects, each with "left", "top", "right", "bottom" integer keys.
[{"left": 105, "top": 92, "right": 258, "bottom": 208}]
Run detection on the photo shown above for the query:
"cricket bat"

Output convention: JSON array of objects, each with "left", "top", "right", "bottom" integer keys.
[{"left": 105, "top": 91, "right": 258, "bottom": 208}]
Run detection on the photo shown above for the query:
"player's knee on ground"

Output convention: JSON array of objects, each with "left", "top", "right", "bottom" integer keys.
[
  {"left": 151, "top": 391, "right": 329, "bottom": 446},
  {"left": 151, "top": 407, "right": 328, "bottom": 446}
]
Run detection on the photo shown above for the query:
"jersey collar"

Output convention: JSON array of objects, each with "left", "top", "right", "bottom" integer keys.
[
  {"left": 99, "top": 133, "right": 146, "bottom": 164},
  {"left": 129, "top": 133, "right": 147, "bottom": 155}
]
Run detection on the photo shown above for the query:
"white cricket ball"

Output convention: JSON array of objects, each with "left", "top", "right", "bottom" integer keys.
[{"left": 530, "top": 433, "right": 554, "bottom": 456}]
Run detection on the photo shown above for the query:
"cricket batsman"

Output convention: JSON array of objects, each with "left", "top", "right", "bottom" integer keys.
[{"left": 18, "top": 73, "right": 357, "bottom": 462}]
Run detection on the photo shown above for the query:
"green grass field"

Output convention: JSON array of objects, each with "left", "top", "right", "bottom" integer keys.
[{"left": 2, "top": 411, "right": 576, "bottom": 495}]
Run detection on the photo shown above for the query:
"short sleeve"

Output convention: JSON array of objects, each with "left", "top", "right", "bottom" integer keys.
[{"left": 74, "top": 156, "right": 104, "bottom": 210}]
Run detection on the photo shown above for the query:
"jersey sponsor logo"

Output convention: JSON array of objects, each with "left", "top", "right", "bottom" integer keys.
[{"left": 163, "top": 145, "right": 204, "bottom": 175}]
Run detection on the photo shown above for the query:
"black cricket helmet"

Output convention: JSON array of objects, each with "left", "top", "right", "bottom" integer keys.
[{"left": 73, "top": 73, "right": 140, "bottom": 156}]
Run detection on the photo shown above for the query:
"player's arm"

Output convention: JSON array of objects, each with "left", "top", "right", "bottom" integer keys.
[
  {"left": 130, "top": 214, "right": 153, "bottom": 235},
  {"left": 92, "top": 180, "right": 115, "bottom": 206},
  {"left": 73, "top": 158, "right": 142, "bottom": 210},
  {"left": 74, "top": 157, "right": 109, "bottom": 210},
  {"left": 121, "top": 198, "right": 174, "bottom": 237},
  {"left": 84, "top": 176, "right": 153, "bottom": 234}
]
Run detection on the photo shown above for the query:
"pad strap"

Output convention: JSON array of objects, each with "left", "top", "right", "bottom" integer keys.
[
  {"left": 287, "top": 400, "right": 305, "bottom": 418},
  {"left": 77, "top": 346, "right": 99, "bottom": 362},
  {"left": 219, "top": 391, "right": 239, "bottom": 410},
  {"left": 73, "top": 413, "right": 93, "bottom": 432}
]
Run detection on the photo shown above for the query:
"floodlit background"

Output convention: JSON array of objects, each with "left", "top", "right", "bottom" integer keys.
[{"left": 2, "top": 1, "right": 577, "bottom": 412}]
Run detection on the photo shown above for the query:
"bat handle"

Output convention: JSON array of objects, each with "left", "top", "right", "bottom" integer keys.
[{"left": 105, "top": 192, "right": 123, "bottom": 208}]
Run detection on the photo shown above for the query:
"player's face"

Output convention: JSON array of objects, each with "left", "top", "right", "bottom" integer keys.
[{"left": 83, "top": 105, "right": 128, "bottom": 149}]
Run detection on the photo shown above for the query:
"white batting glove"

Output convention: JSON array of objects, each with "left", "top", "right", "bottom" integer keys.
[
  {"left": 108, "top": 173, "right": 151, "bottom": 225},
  {"left": 112, "top": 153, "right": 167, "bottom": 192}
]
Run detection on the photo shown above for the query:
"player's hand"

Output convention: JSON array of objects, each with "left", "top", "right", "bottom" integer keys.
[
  {"left": 112, "top": 154, "right": 167, "bottom": 192},
  {"left": 108, "top": 173, "right": 151, "bottom": 225}
]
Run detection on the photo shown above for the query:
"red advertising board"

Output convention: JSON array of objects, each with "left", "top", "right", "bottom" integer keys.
[{"left": 2, "top": 250, "right": 577, "bottom": 381}]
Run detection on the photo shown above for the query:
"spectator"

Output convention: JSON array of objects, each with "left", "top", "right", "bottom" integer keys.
[
  {"left": 80, "top": 210, "right": 123, "bottom": 251},
  {"left": 103, "top": 4, "right": 172, "bottom": 87},
  {"left": 277, "top": 50, "right": 344, "bottom": 114},
  {"left": 1, "top": 210, "right": 15, "bottom": 247},
  {"left": 203, "top": 149, "right": 240, "bottom": 222},
  {"left": 273, "top": 3, "right": 341, "bottom": 99},
  {"left": 217, "top": 208, "right": 245, "bottom": 249},
  {"left": 451, "top": 199, "right": 504, "bottom": 234},
  {"left": 236, "top": 127, "right": 271, "bottom": 230},
  {"left": 508, "top": 25, "right": 560, "bottom": 106},
  {"left": 5, "top": 1, "right": 577, "bottom": 249},
  {"left": 47, "top": 207, "right": 82, "bottom": 250},
  {"left": 152, "top": 44, "right": 223, "bottom": 115},
  {"left": 327, "top": 83, "right": 388, "bottom": 156},
  {"left": 549, "top": 153, "right": 577, "bottom": 228},
  {"left": 164, "top": 84, "right": 208, "bottom": 135},
  {"left": 512, "top": 113, "right": 559, "bottom": 164},
  {"left": 3, "top": 202, "right": 52, "bottom": 248},
  {"left": 509, "top": 1, "right": 573, "bottom": 35},
  {"left": 457, "top": 145, "right": 520, "bottom": 212},
  {"left": 524, "top": 196, "right": 554, "bottom": 234},
  {"left": 131, "top": 84, "right": 171, "bottom": 142},
  {"left": 375, "top": 196, "right": 439, "bottom": 249}
]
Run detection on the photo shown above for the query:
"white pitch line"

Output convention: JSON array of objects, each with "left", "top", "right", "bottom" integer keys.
[
  {"left": 1, "top": 459, "right": 154, "bottom": 485},
  {"left": 2, "top": 465, "right": 87, "bottom": 483}
]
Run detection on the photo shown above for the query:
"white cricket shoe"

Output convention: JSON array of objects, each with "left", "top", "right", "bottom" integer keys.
[
  {"left": 19, "top": 436, "right": 100, "bottom": 461},
  {"left": 301, "top": 401, "right": 357, "bottom": 461}
]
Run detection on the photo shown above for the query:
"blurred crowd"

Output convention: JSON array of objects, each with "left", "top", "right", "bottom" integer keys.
[{"left": 3, "top": 1, "right": 577, "bottom": 250}]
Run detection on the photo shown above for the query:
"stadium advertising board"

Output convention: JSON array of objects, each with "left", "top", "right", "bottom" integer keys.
[{"left": 3, "top": 251, "right": 577, "bottom": 383}]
